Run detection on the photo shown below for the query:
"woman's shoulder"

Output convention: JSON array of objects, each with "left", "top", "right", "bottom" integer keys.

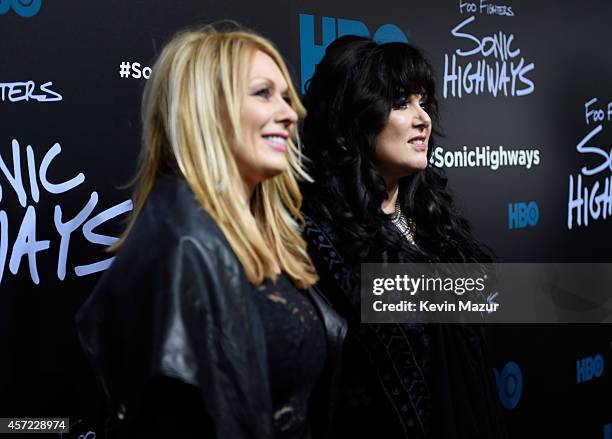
[
  {"left": 125, "top": 174, "right": 232, "bottom": 259},
  {"left": 301, "top": 209, "right": 356, "bottom": 296},
  {"left": 302, "top": 210, "right": 343, "bottom": 264},
  {"left": 88, "top": 174, "right": 245, "bottom": 319}
]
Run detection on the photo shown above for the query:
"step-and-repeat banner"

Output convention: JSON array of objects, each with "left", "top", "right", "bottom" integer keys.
[{"left": 1, "top": 0, "right": 611, "bottom": 437}]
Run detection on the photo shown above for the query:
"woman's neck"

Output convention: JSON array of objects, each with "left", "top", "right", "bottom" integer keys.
[{"left": 381, "top": 179, "right": 399, "bottom": 214}]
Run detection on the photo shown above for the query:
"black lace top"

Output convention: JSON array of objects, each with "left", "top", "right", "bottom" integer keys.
[{"left": 252, "top": 273, "right": 327, "bottom": 439}]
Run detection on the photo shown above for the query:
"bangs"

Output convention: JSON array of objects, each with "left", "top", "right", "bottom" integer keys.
[{"left": 377, "top": 42, "right": 436, "bottom": 105}]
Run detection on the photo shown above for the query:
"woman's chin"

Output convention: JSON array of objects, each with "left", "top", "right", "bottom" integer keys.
[{"left": 260, "top": 164, "right": 288, "bottom": 181}]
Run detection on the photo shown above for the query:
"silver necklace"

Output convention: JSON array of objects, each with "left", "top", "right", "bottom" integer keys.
[{"left": 389, "top": 199, "right": 416, "bottom": 246}]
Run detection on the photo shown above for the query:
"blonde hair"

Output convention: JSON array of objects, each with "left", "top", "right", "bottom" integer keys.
[{"left": 115, "top": 24, "right": 318, "bottom": 289}]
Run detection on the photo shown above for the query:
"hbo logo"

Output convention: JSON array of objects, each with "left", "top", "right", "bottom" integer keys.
[
  {"left": 507, "top": 201, "right": 539, "bottom": 229},
  {"left": 494, "top": 361, "right": 523, "bottom": 410},
  {"left": 0, "top": 0, "right": 41, "bottom": 17},
  {"left": 576, "top": 353, "right": 604, "bottom": 384},
  {"left": 299, "top": 14, "right": 408, "bottom": 92}
]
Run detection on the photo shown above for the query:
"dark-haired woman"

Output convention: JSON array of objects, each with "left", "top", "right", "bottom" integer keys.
[{"left": 301, "top": 35, "right": 506, "bottom": 438}]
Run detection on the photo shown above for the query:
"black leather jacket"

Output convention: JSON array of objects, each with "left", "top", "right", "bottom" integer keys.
[{"left": 76, "top": 174, "right": 347, "bottom": 438}]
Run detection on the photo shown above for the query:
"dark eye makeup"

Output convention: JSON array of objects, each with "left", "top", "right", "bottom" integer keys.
[{"left": 392, "top": 94, "right": 428, "bottom": 111}]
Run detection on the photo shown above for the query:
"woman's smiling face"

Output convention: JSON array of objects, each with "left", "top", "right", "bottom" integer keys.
[
  {"left": 235, "top": 50, "right": 298, "bottom": 189},
  {"left": 374, "top": 93, "right": 432, "bottom": 182}
]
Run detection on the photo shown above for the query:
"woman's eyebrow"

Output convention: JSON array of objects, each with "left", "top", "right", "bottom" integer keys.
[
  {"left": 249, "top": 77, "right": 273, "bottom": 86},
  {"left": 250, "top": 77, "right": 289, "bottom": 95}
]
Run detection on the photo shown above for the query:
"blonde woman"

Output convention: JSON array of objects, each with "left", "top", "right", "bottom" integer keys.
[{"left": 76, "top": 24, "right": 346, "bottom": 439}]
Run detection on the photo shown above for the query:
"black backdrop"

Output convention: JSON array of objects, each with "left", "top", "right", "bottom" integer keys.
[{"left": 1, "top": 0, "right": 611, "bottom": 437}]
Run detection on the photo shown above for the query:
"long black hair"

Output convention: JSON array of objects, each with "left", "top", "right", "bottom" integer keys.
[{"left": 301, "top": 35, "right": 493, "bottom": 264}]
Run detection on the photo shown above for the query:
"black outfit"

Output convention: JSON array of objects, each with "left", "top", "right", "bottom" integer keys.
[
  {"left": 252, "top": 274, "right": 327, "bottom": 437},
  {"left": 76, "top": 174, "right": 346, "bottom": 439},
  {"left": 302, "top": 211, "right": 507, "bottom": 439}
]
